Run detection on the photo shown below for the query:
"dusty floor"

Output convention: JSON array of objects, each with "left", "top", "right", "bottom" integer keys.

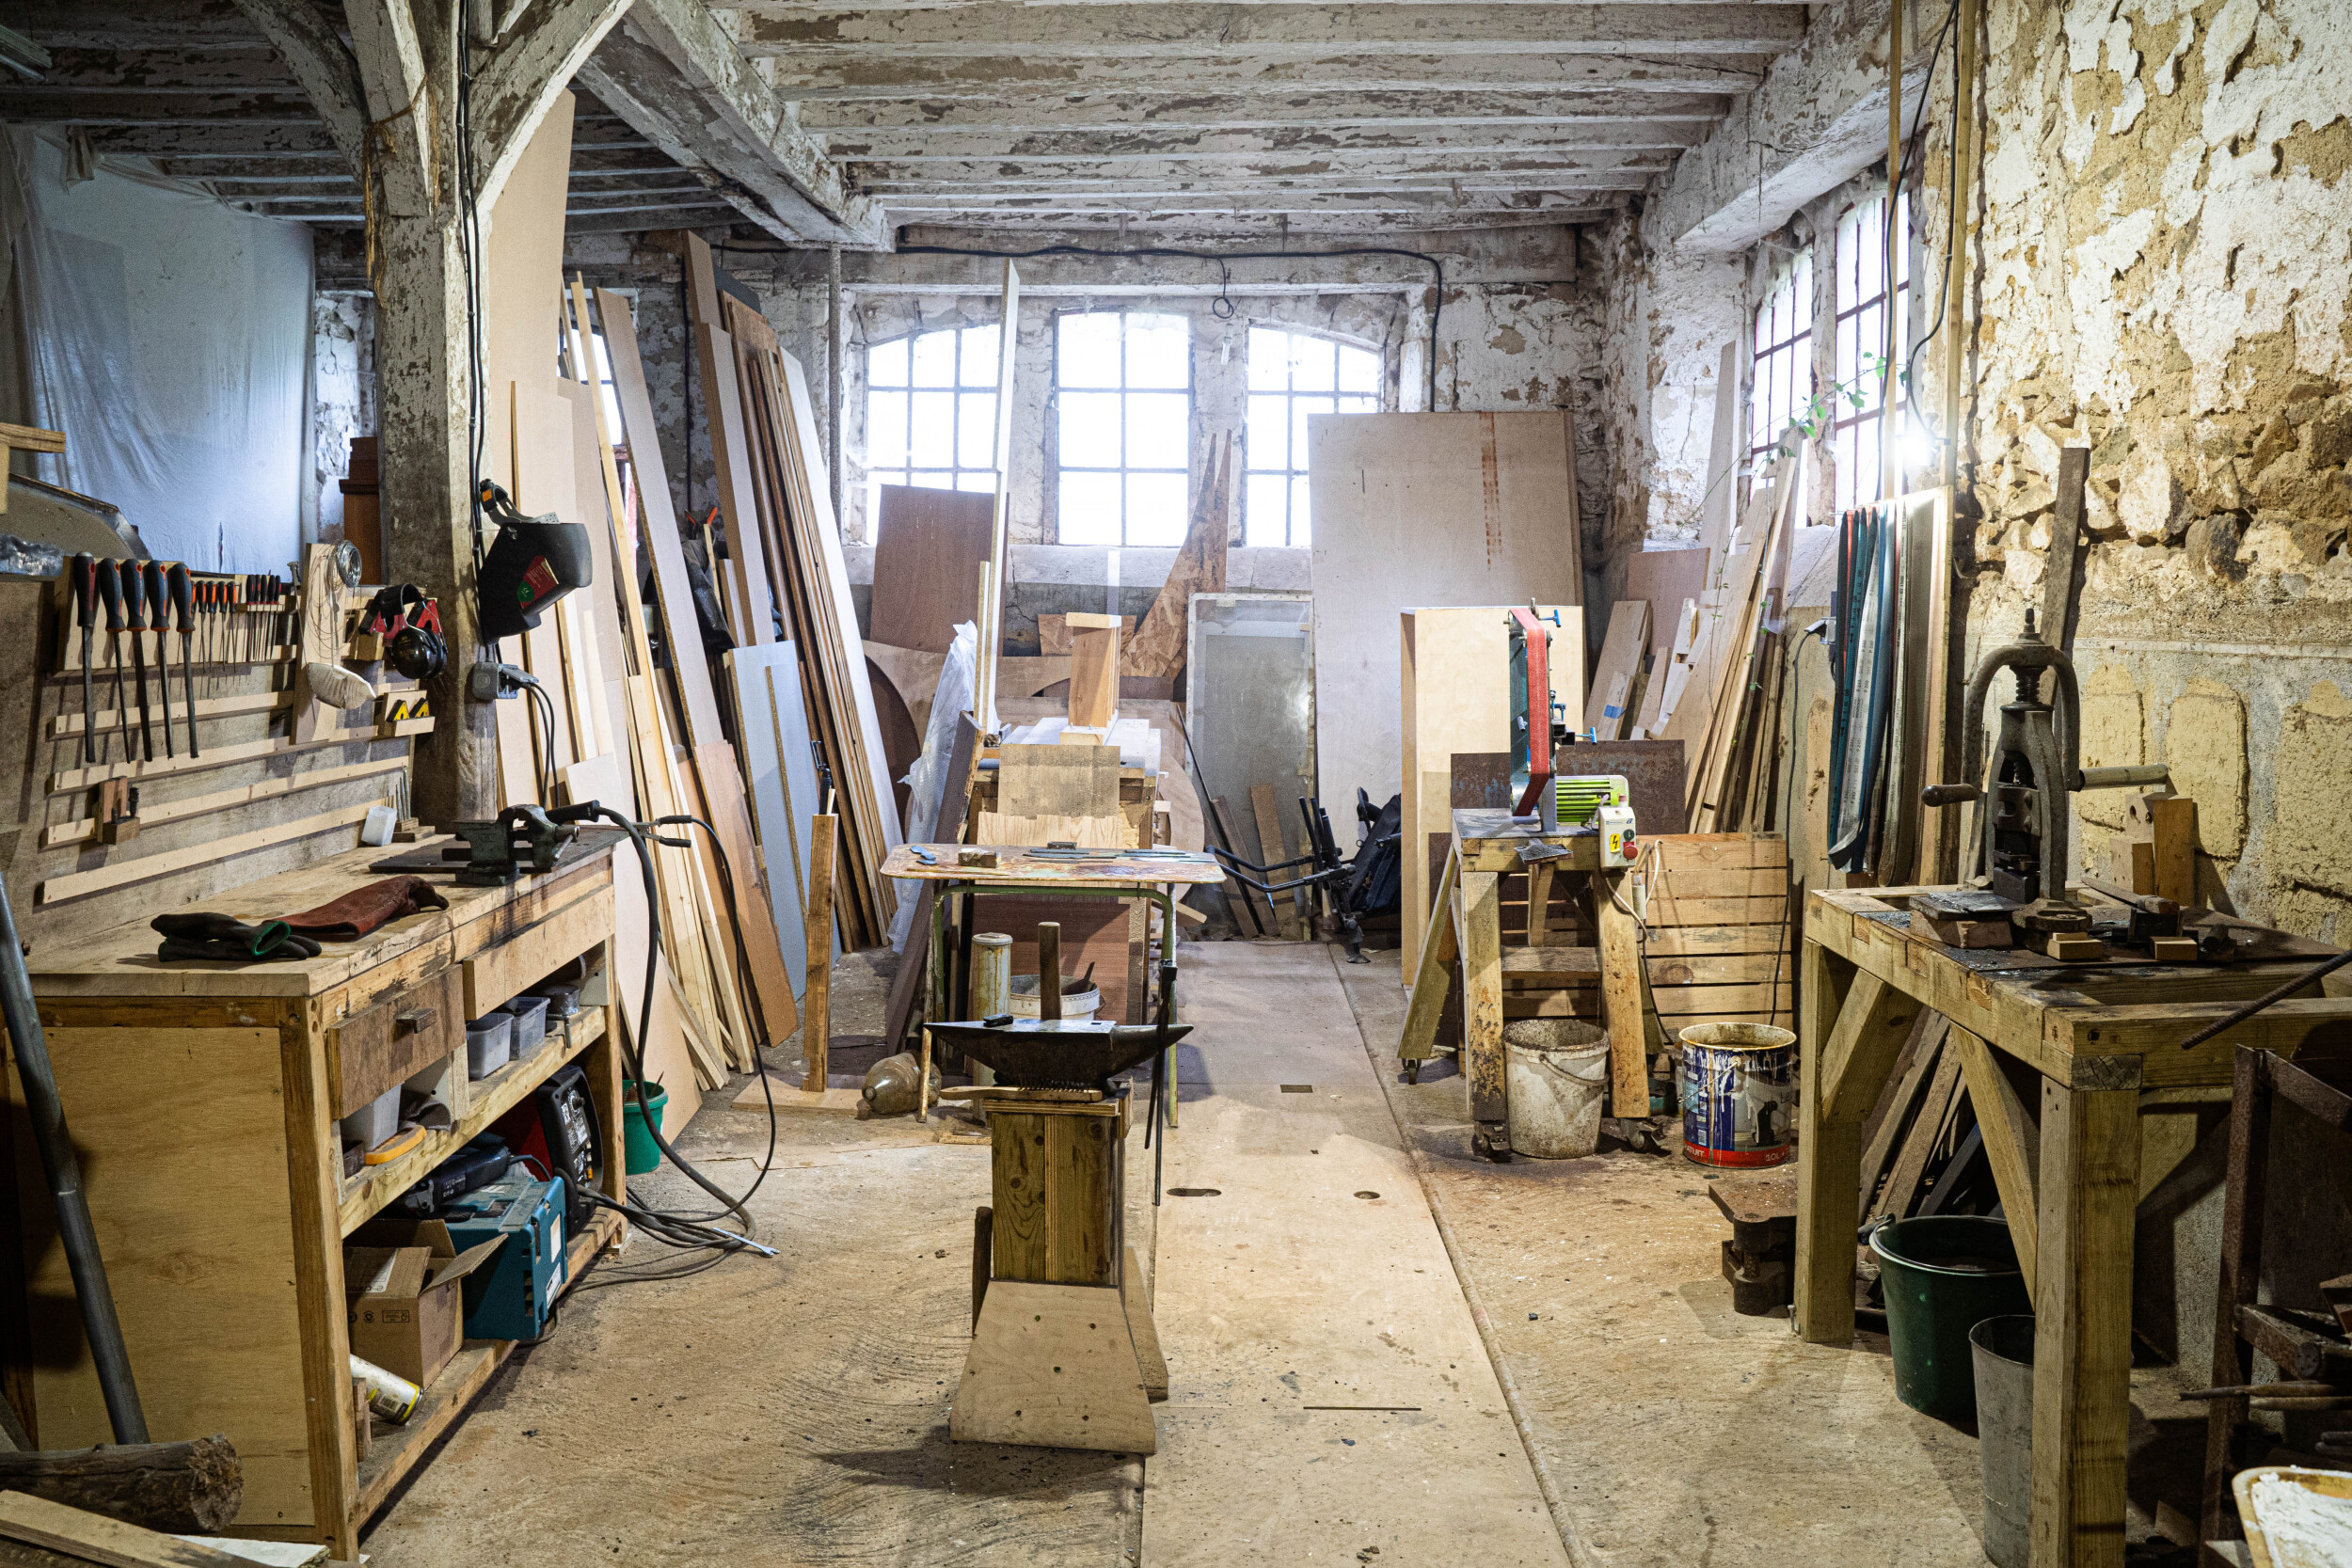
[{"left": 359, "top": 938, "right": 2205, "bottom": 1566}]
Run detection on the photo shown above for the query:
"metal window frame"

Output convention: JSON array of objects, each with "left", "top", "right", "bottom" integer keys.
[
  {"left": 1053, "top": 309, "right": 1193, "bottom": 546},
  {"left": 1829, "top": 194, "right": 1912, "bottom": 511},
  {"left": 1242, "top": 325, "right": 1380, "bottom": 548},
  {"left": 866, "top": 322, "right": 1003, "bottom": 497}
]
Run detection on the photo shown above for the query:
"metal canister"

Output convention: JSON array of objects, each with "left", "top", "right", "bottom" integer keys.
[{"left": 1677, "top": 1022, "right": 1798, "bottom": 1167}]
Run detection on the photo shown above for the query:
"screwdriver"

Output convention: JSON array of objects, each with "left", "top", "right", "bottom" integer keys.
[
  {"left": 167, "top": 563, "right": 196, "bottom": 757},
  {"left": 144, "top": 561, "right": 173, "bottom": 757},
  {"left": 70, "top": 553, "right": 95, "bottom": 766},
  {"left": 124, "top": 561, "right": 153, "bottom": 761},
  {"left": 95, "top": 560, "right": 126, "bottom": 763}
]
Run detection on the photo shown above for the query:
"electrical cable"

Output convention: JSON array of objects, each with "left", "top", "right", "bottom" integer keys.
[
  {"left": 1901, "top": 0, "right": 1970, "bottom": 451},
  {"left": 1883, "top": 0, "right": 1962, "bottom": 469},
  {"left": 720, "top": 238, "right": 1454, "bottom": 412}
]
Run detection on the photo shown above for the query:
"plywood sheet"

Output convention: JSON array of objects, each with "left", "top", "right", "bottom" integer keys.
[
  {"left": 726, "top": 641, "right": 836, "bottom": 993},
  {"left": 1309, "top": 412, "right": 1583, "bottom": 819},
  {"left": 870, "top": 484, "right": 995, "bottom": 655}
]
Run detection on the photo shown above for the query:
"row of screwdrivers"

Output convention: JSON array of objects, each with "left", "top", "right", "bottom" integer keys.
[{"left": 64, "top": 557, "right": 296, "bottom": 767}]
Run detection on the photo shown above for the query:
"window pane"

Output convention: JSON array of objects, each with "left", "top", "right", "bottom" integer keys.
[
  {"left": 958, "top": 390, "right": 996, "bottom": 469},
  {"left": 1058, "top": 312, "right": 1122, "bottom": 388},
  {"left": 1291, "top": 395, "right": 1333, "bottom": 471},
  {"left": 1338, "top": 394, "right": 1377, "bottom": 417},
  {"left": 1246, "top": 472, "right": 1289, "bottom": 546},
  {"left": 1338, "top": 343, "right": 1379, "bottom": 394},
  {"left": 867, "top": 389, "right": 909, "bottom": 469},
  {"left": 911, "top": 328, "right": 957, "bottom": 388},
  {"left": 1059, "top": 471, "right": 1121, "bottom": 544},
  {"left": 957, "top": 470, "right": 996, "bottom": 495},
  {"left": 910, "top": 389, "right": 955, "bottom": 467},
  {"left": 1059, "top": 391, "right": 1121, "bottom": 466},
  {"left": 959, "top": 325, "right": 1001, "bottom": 388},
  {"left": 1291, "top": 337, "right": 1336, "bottom": 392},
  {"left": 1248, "top": 326, "right": 1289, "bottom": 391},
  {"left": 869, "top": 338, "right": 908, "bottom": 388},
  {"left": 1248, "top": 392, "right": 1289, "bottom": 472},
  {"left": 1126, "top": 315, "right": 1190, "bottom": 389},
  {"left": 1126, "top": 391, "right": 1189, "bottom": 469},
  {"left": 1126, "top": 472, "right": 1188, "bottom": 546},
  {"left": 1290, "top": 475, "right": 1311, "bottom": 545},
  {"left": 906, "top": 470, "right": 956, "bottom": 494}
]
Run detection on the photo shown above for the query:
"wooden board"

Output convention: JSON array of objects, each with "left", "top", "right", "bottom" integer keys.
[
  {"left": 691, "top": 739, "right": 802, "bottom": 1048},
  {"left": 0, "top": 1492, "right": 255, "bottom": 1568},
  {"left": 725, "top": 642, "right": 829, "bottom": 994},
  {"left": 950, "top": 1281, "right": 1155, "bottom": 1454},
  {"left": 990, "top": 1102, "right": 1119, "bottom": 1286},
  {"left": 1249, "top": 782, "right": 1300, "bottom": 939},
  {"left": 1582, "top": 600, "right": 1652, "bottom": 740},
  {"left": 869, "top": 484, "right": 994, "bottom": 655},
  {"left": 995, "top": 742, "right": 1121, "bottom": 846},
  {"left": 1310, "top": 412, "right": 1584, "bottom": 822},
  {"left": 866, "top": 655, "right": 923, "bottom": 825},
  {"left": 1124, "top": 435, "right": 1232, "bottom": 680}
]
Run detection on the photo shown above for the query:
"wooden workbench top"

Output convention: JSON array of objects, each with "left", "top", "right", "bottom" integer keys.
[
  {"left": 882, "top": 843, "right": 1226, "bottom": 887},
  {"left": 1448, "top": 809, "right": 1604, "bottom": 872},
  {"left": 25, "top": 836, "right": 615, "bottom": 1000}
]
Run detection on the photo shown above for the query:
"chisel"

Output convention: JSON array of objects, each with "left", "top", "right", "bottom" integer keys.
[
  {"left": 124, "top": 561, "right": 152, "bottom": 761},
  {"left": 95, "top": 560, "right": 127, "bottom": 763},
  {"left": 143, "top": 562, "right": 173, "bottom": 757},
  {"left": 167, "top": 563, "right": 196, "bottom": 757},
  {"left": 70, "top": 553, "right": 95, "bottom": 766}
]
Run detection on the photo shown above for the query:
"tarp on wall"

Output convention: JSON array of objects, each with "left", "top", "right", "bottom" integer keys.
[{"left": 8, "top": 129, "right": 310, "bottom": 572}]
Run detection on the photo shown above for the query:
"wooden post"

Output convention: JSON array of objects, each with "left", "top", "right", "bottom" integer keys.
[
  {"left": 1248, "top": 783, "right": 1296, "bottom": 938},
  {"left": 1793, "top": 937, "right": 1861, "bottom": 1342},
  {"left": 1037, "top": 922, "right": 1062, "bottom": 1021},
  {"left": 1950, "top": 1024, "right": 2041, "bottom": 1300},
  {"left": 1594, "top": 868, "right": 1647, "bottom": 1116},
  {"left": 2201, "top": 1047, "right": 2268, "bottom": 1546},
  {"left": 1458, "top": 869, "right": 1504, "bottom": 1150},
  {"left": 2030, "top": 1082, "right": 2140, "bottom": 1568},
  {"left": 1066, "top": 613, "right": 1120, "bottom": 730},
  {"left": 916, "top": 1027, "right": 934, "bottom": 1122},
  {"left": 802, "top": 814, "right": 836, "bottom": 1090},
  {"left": 1398, "top": 847, "right": 1459, "bottom": 1063}
]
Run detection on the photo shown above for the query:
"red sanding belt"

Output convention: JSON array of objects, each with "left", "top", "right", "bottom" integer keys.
[{"left": 286, "top": 875, "right": 450, "bottom": 942}]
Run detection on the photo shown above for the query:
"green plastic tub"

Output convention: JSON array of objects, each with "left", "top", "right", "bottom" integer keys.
[
  {"left": 1869, "top": 1215, "right": 2031, "bottom": 1424},
  {"left": 622, "top": 1082, "right": 669, "bottom": 1177}
]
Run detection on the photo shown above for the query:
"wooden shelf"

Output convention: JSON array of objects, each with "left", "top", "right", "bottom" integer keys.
[
  {"left": 338, "top": 1007, "right": 607, "bottom": 1236},
  {"left": 351, "top": 1204, "right": 624, "bottom": 1521},
  {"left": 48, "top": 720, "right": 427, "bottom": 795}
]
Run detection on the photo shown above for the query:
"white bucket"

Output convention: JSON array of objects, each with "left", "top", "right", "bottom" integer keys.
[
  {"left": 1504, "top": 1019, "right": 1611, "bottom": 1159},
  {"left": 1007, "top": 974, "right": 1103, "bottom": 1022}
]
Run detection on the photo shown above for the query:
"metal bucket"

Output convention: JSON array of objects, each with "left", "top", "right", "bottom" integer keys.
[
  {"left": 1971, "top": 1313, "right": 2037, "bottom": 1568},
  {"left": 1677, "top": 1022, "right": 1797, "bottom": 1167}
]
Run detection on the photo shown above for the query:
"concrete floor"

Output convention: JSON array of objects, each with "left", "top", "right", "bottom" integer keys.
[{"left": 358, "top": 938, "right": 2197, "bottom": 1566}]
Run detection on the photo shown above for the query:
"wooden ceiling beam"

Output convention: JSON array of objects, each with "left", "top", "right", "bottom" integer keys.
[{"left": 762, "top": 52, "right": 1769, "bottom": 98}]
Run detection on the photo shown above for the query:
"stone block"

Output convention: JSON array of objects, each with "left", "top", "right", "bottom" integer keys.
[
  {"left": 2273, "top": 680, "right": 2352, "bottom": 898},
  {"left": 2164, "top": 677, "right": 2248, "bottom": 857},
  {"left": 2077, "top": 663, "right": 2143, "bottom": 830}
]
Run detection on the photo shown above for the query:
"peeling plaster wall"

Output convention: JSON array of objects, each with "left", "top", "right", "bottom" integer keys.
[{"left": 310, "top": 290, "right": 373, "bottom": 543}]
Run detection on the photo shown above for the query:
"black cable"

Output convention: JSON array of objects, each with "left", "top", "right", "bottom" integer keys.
[
  {"left": 1884, "top": 0, "right": 1961, "bottom": 467},
  {"left": 721, "top": 238, "right": 1454, "bottom": 412},
  {"left": 1902, "top": 0, "right": 1970, "bottom": 451}
]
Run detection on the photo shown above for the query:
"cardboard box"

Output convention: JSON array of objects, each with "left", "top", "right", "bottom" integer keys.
[{"left": 345, "top": 1219, "right": 503, "bottom": 1387}]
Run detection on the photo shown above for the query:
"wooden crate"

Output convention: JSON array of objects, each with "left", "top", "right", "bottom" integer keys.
[{"left": 1640, "top": 834, "right": 1793, "bottom": 1039}]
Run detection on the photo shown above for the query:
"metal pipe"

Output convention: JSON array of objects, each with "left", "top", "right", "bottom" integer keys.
[{"left": 0, "top": 874, "right": 148, "bottom": 1442}]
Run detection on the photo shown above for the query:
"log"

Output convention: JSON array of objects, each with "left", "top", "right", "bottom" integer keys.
[{"left": 0, "top": 1437, "right": 242, "bottom": 1533}]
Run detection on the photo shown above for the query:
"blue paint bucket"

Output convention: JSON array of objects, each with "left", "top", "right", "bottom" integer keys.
[{"left": 1677, "top": 1022, "right": 1798, "bottom": 1167}]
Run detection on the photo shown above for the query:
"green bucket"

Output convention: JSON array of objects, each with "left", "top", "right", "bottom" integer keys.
[
  {"left": 622, "top": 1082, "right": 669, "bottom": 1176},
  {"left": 1869, "top": 1215, "right": 2031, "bottom": 1424}
]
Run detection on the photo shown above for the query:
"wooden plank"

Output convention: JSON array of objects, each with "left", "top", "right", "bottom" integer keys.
[
  {"left": 1856, "top": 1013, "right": 1943, "bottom": 1219},
  {"left": 38, "top": 799, "right": 387, "bottom": 905},
  {"left": 1872, "top": 1043, "right": 1962, "bottom": 1223},
  {"left": 40, "top": 756, "right": 406, "bottom": 848},
  {"left": 1398, "top": 846, "right": 1458, "bottom": 1062},
  {"left": 870, "top": 484, "right": 995, "bottom": 655},
  {"left": 1640, "top": 924, "right": 1792, "bottom": 958},
  {"left": 1641, "top": 980, "right": 1794, "bottom": 1020},
  {"left": 0, "top": 1493, "right": 254, "bottom": 1568},
  {"left": 950, "top": 1280, "right": 1154, "bottom": 1454},
  {"left": 1815, "top": 971, "right": 1924, "bottom": 1129},
  {"left": 2142, "top": 794, "right": 2198, "bottom": 908},
  {"left": 691, "top": 739, "right": 801, "bottom": 1048},
  {"left": 801, "top": 814, "right": 836, "bottom": 1088},
  {"left": 1642, "top": 950, "right": 1788, "bottom": 986},
  {"left": 1458, "top": 869, "right": 1503, "bottom": 1131},
  {"left": 1795, "top": 938, "right": 1863, "bottom": 1343},
  {"left": 1644, "top": 893, "right": 1789, "bottom": 928},
  {"left": 1581, "top": 600, "right": 1651, "bottom": 739},
  {"left": 2042, "top": 446, "right": 2090, "bottom": 652},
  {"left": 972, "top": 260, "right": 1021, "bottom": 734},
  {"left": 461, "top": 888, "right": 612, "bottom": 1020},
  {"left": 2030, "top": 1082, "right": 2140, "bottom": 1568},
  {"left": 1952, "top": 1024, "right": 2041, "bottom": 1301},
  {"left": 998, "top": 743, "right": 1120, "bottom": 830},
  {"left": 1248, "top": 782, "right": 1298, "bottom": 939},
  {"left": 1596, "top": 867, "right": 1646, "bottom": 1114},
  {"left": 1069, "top": 621, "right": 1120, "bottom": 729}
]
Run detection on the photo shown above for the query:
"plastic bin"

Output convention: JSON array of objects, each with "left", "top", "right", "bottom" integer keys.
[
  {"left": 465, "top": 1013, "right": 512, "bottom": 1080},
  {"left": 339, "top": 1085, "right": 400, "bottom": 1152},
  {"left": 501, "top": 994, "right": 550, "bottom": 1061},
  {"left": 1869, "top": 1215, "right": 2031, "bottom": 1423},
  {"left": 530, "top": 980, "right": 581, "bottom": 1020}
]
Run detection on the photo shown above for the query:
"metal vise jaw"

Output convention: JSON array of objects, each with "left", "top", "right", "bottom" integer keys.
[{"left": 448, "top": 804, "right": 578, "bottom": 887}]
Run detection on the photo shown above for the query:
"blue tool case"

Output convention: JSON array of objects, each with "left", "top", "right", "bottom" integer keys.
[{"left": 440, "top": 1168, "right": 568, "bottom": 1341}]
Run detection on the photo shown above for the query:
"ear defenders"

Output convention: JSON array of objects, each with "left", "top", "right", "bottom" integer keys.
[{"left": 360, "top": 584, "right": 448, "bottom": 682}]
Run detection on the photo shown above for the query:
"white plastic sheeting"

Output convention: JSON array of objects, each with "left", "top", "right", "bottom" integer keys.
[
  {"left": 10, "top": 130, "right": 311, "bottom": 572},
  {"left": 888, "top": 618, "right": 977, "bottom": 953}
]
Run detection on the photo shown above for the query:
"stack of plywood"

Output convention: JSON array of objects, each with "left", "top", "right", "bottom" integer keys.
[{"left": 1638, "top": 834, "right": 1793, "bottom": 1043}]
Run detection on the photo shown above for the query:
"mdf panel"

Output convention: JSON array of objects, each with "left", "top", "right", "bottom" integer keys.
[
  {"left": 1308, "top": 411, "right": 1584, "bottom": 828},
  {"left": 8, "top": 1026, "right": 313, "bottom": 1529},
  {"left": 870, "top": 485, "right": 997, "bottom": 655}
]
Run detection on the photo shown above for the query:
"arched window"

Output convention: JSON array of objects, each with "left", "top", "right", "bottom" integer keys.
[
  {"left": 1748, "top": 248, "right": 1815, "bottom": 514},
  {"left": 1831, "top": 193, "right": 1913, "bottom": 510},
  {"left": 865, "top": 323, "right": 1001, "bottom": 522},
  {"left": 1245, "top": 325, "right": 1379, "bottom": 547}
]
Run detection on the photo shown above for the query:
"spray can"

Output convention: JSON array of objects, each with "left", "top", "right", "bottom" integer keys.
[{"left": 350, "top": 1354, "right": 421, "bottom": 1424}]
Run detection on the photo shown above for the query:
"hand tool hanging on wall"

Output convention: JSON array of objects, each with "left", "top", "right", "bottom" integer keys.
[
  {"left": 95, "top": 559, "right": 128, "bottom": 762},
  {"left": 70, "top": 552, "right": 96, "bottom": 766},
  {"left": 167, "top": 563, "right": 197, "bottom": 757},
  {"left": 122, "top": 559, "right": 152, "bottom": 761},
  {"left": 143, "top": 561, "right": 173, "bottom": 758}
]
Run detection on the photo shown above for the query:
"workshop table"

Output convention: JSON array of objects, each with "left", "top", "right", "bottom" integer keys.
[
  {"left": 1396, "top": 810, "right": 1648, "bottom": 1156},
  {"left": 1795, "top": 884, "right": 2352, "bottom": 1568},
  {"left": 879, "top": 843, "right": 1225, "bottom": 1132}
]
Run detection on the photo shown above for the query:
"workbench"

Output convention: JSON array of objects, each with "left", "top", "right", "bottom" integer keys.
[
  {"left": 880, "top": 843, "right": 1223, "bottom": 1131},
  {"left": 1398, "top": 810, "right": 1648, "bottom": 1156},
  {"left": 1795, "top": 884, "right": 2352, "bottom": 1568},
  {"left": 2, "top": 838, "right": 624, "bottom": 1561}
]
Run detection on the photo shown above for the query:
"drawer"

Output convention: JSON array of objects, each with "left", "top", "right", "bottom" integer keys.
[
  {"left": 463, "top": 889, "right": 610, "bottom": 1018},
  {"left": 327, "top": 967, "right": 461, "bottom": 1117}
]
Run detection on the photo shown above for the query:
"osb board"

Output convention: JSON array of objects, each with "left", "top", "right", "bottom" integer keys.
[
  {"left": 7, "top": 1025, "right": 315, "bottom": 1528},
  {"left": 1397, "top": 606, "right": 1582, "bottom": 967},
  {"left": 1308, "top": 411, "right": 1584, "bottom": 820},
  {"left": 869, "top": 484, "right": 996, "bottom": 655}
]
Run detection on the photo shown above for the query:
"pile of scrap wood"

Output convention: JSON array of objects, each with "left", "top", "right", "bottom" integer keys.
[
  {"left": 483, "top": 238, "right": 904, "bottom": 1100},
  {"left": 1651, "top": 454, "right": 1802, "bottom": 832}
]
